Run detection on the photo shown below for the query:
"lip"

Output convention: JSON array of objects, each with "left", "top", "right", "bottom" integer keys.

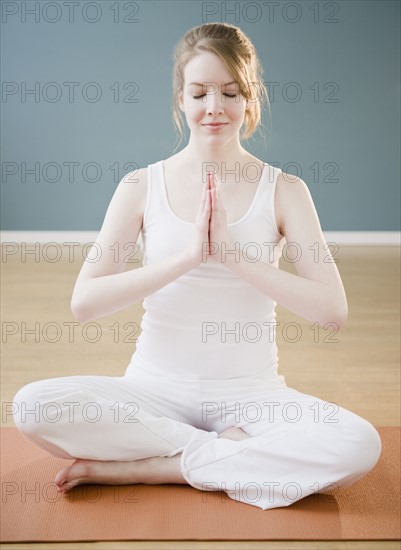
[
  {"left": 202, "top": 123, "right": 228, "bottom": 126},
  {"left": 202, "top": 123, "right": 228, "bottom": 131}
]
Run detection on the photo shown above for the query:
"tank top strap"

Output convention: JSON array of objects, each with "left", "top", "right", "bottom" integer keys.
[
  {"left": 142, "top": 160, "right": 166, "bottom": 228},
  {"left": 251, "top": 162, "right": 282, "bottom": 240}
]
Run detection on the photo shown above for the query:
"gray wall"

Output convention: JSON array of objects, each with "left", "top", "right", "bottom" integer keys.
[{"left": 1, "top": 0, "right": 400, "bottom": 230}]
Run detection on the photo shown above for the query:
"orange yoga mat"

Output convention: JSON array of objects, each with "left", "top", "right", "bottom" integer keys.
[{"left": 1, "top": 426, "right": 400, "bottom": 542}]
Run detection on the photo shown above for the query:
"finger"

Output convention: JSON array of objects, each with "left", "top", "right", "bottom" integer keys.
[
  {"left": 211, "top": 188, "right": 217, "bottom": 210},
  {"left": 212, "top": 188, "right": 223, "bottom": 216},
  {"left": 203, "top": 188, "right": 211, "bottom": 210},
  {"left": 214, "top": 174, "right": 220, "bottom": 197},
  {"left": 208, "top": 172, "right": 217, "bottom": 191},
  {"left": 204, "top": 189, "right": 212, "bottom": 220},
  {"left": 213, "top": 173, "right": 218, "bottom": 192},
  {"left": 196, "top": 175, "right": 209, "bottom": 218}
]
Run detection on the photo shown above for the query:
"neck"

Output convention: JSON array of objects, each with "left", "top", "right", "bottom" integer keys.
[{"left": 176, "top": 136, "right": 250, "bottom": 179}]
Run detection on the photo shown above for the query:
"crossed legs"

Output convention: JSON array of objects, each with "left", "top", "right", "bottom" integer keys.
[{"left": 55, "top": 426, "right": 251, "bottom": 492}]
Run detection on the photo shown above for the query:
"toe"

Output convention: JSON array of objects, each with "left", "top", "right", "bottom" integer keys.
[
  {"left": 55, "top": 466, "right": 70, "bottom": 488},
  {"left": 55, "top": 459, "right": 90, "bottom": 492}
]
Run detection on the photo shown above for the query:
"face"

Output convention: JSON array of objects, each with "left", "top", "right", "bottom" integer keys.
[{"left": 178, "top": 51, "right": 248, "bottom": 143}]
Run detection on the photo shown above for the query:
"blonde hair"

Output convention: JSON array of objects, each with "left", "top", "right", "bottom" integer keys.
[{"left": 171, "top": 22, "right": 270, "bottom": 153}]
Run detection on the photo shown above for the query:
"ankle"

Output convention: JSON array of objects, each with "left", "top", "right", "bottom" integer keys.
[{"left": 142, "top": 454, "right": 186, "bottom": 485}]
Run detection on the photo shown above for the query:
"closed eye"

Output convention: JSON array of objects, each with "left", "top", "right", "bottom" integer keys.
[{"left": 193, "top": 94, "right": 237, "bottom": 99}]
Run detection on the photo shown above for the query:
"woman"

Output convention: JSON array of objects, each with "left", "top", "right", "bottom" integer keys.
[{"left": 12, "top": 22, "right": 381, "bottom": 510}]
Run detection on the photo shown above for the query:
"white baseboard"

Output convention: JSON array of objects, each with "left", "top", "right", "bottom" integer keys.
[
  {"left": 0, "top": 231, "right": 400, "bottom": 245},
  {"left": 1, "top": 231, "right": 101, "bottom": 244},
  {"left": 321, "top": 232, "right": 400, "bottom": 245}
]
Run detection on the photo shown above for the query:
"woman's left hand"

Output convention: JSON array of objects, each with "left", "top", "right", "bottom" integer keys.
[{"left": 208, "top": 172, "right": 237, "bottom": 264}]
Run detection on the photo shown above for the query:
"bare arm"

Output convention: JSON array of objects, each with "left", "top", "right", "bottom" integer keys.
[
  {"left": 223, "top": 173, "right": 348, "bottom": 328},
  {"left": 71, "top": 169, "right": 210, "bottom": 322}
]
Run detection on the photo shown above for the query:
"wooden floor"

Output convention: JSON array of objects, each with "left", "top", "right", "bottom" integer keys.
[{"left": 1, "top": 244, "right": 400, "bottom": 550}]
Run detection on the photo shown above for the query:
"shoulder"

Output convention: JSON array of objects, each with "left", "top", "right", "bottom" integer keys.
[
  {"left": 274, "top": 170, "right": 313, "bottom": 237},
  {"left": 108, "top": 166, "right": 149, "bottom": 230},
  {"left": 275, "top": 170, "right": 310, "bottom": 204},
  {"left": 119, "top": 165, "right": 149, "bottom": 201},
  {"left": 121, "top": 165, "right": 148, "bottom": 188}
]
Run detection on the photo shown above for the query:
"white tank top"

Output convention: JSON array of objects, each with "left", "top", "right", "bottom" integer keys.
[{"left": 126, "top": 159, "right": 287, "bottom": 385}]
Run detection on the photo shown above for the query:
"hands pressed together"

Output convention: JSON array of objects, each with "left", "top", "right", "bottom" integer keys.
[{"left": 188, "top": 172, "right": 237, "bottom": 267}]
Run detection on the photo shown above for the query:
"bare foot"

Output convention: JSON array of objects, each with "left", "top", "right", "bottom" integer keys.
[
  {"left": 55, "top": 457, "right": 156, "bottom": 494},
  {"left": 55, "top": 430, "right": 251, "bottom": 493},
  {"left": 218, "top": 426, "right": 251, "bottom": 441}
]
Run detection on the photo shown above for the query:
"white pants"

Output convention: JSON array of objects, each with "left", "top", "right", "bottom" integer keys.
[{"left": 11, "top": 370, "right": 382, "bottom": 511}]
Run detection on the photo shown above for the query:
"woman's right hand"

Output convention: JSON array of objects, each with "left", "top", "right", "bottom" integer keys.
[{"left": 185, "top": 173, "right": 212, "bottom": 268}]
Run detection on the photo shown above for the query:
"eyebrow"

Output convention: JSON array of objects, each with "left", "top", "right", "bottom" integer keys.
[{"left": 188, "top": 81, "right": 237, "bottom": 87}]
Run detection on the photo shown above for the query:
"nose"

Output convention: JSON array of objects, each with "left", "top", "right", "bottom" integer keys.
[{"left": 205, "top": 90, "right": 225, "bottom": 116}]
